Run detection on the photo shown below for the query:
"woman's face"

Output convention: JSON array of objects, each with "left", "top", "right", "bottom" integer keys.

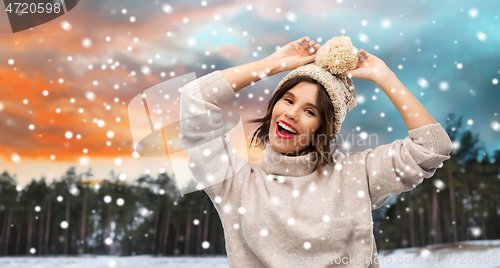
[{"left": 269, "top": 82, "right": 321, "bottom": 156}]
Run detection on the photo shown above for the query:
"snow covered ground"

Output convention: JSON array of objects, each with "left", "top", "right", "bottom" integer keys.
[
  {"left": 374, "top": 239, "right": 500, "bottom": 268},
  {"left": 1, "top": 240, "right": 499, "bottom": 268},
  {"left": 0, "top": 255, "right": 229, "bottom": 268}
]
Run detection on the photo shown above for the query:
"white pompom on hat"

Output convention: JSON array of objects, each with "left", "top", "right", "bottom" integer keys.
[{"left": 274, "top": 35, "right": 359, "bottom": 137}]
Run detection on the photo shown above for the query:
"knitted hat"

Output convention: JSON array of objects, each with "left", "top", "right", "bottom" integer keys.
[{"left": 274, "top": 35, "right": 359, "bottom": 137}]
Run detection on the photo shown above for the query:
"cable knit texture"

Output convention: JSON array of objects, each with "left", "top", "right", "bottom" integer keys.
[{"left": 179, "top": 70, "right": 453, "bottom": 268}]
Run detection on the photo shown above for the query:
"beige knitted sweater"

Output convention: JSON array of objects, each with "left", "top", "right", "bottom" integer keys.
[{"left": 179, "top": 70, "right": 453, "bottom": 267}]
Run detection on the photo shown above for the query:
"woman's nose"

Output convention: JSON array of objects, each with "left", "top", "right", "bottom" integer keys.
[{"left": 285, "top": 110, "right": 298, "bottom": 121}]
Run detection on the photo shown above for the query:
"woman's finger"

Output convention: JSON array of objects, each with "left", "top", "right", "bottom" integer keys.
[
  {"left": 301, "top": 40, "right": 315, "bottom": 50},
  {"left": 296, "top": 36, "right": 309, "bottom": 45},
  {"left": 308, "top": 44, "right": 320, "bottom": 54},
  {"left": 357, "top": 54, "right": 366, "bottom": 63},
  {"left": 360, "top": 49, "right": 372, "bottom": 57}
]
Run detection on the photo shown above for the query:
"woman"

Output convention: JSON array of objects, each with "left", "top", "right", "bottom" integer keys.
[{"left": 179, "top": 36, "right": 452, "bottom": 267}]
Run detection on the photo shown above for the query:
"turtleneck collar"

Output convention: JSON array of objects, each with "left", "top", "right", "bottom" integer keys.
[{"left": 260, "top": 140, "right": 319, "bottom": 177}]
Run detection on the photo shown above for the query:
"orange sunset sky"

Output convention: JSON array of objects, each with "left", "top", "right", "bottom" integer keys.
[{"left": 0, "top": 0, "right": 322, "bottom": 186}]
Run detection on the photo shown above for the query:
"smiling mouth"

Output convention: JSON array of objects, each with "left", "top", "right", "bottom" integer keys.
[{"left": 276, "top": 123, "right": 297, "bottom": 138}]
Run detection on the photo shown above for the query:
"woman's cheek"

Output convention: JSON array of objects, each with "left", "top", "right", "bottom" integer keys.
[{"left": 298, "top": 133, "right": 308, "bottom": 145}]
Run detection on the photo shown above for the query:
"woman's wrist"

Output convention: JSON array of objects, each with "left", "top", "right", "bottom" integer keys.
[
  {"left": 372, "top": 67, "right": 395, "bottom": 85},
  {"left": 262, "top": 56, "right": 283, "bottom": 75}
]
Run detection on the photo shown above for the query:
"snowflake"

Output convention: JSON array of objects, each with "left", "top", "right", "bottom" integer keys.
[{"left": 260, "top": 229, "right": 268, "bottom": 236}]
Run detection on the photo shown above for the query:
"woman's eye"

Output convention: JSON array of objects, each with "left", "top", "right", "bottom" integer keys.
[{"left": 285, "top": 99, "right": 314, "bottom": 116}]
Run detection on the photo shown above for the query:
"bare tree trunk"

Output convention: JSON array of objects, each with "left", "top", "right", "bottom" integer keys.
[
  {"left": 477, "top": 180, "right": 488, "bottom": 240},
  {"left": 448, "top": 169, "right": 458, "bottom": 243},
  {"left": 196, "top": 212, "right": 203, "bottom": 255},
  {"left": 15, "top": 214, "right": 22, "bottom": 255},
  {"left": 73, "top": 211, "right": 80, "bottom": 255},
  {"left": 213, "top": 228, "right": 218, "bottom": 254},
  {"left": 441, "top": 198, "right": 451, "bottom": 243},
  {"left": 432, "top": 184, "right": 441, "bottom": 244},
  {"left": 0, "top": 211, "right": 5, "bottom": 254},
  {"left": 161, "top": 208, "right": 172, "bottom": 255},
  {"left": 37, "top": 205, "right": 45, "bottom": 255},
  {"left": 184, "top": 207, "right": 192, "bottom": 255},
  {"left": 401, "top": 227, "right": 407, "bottom": 248},
  {"left": 52, "top": 222, "right": 58, "bottom": 254},
  {"left": 0, "top": 210, "right": 7, "bottom": 255},
  {"left": 202, "top": 202, "right": 210, "bottom": 255},
  {"left": 158, "top": 208, "right": 167, "bottom": 255},
  {"left": 105, "top": 206, "right": 110, "bottom": 255},
  {"left": 419, "top": 208, "right": 425, "bottom": 247},
  {"left": 159, "top": 203, "right": 172, "bottom": 255},
  {"left": 426, "top": 198, "right": 433, "bottom": 244},
  {"left": 480, "top": 210, "right": 487, "bottom": 240},
  {"left": 461, "top": 201, "right": 467, "bottom": 241},
  {"left": 152, "top": 202, "right": 160, "bottom": 255},
  {"left": 2, "top": 208, "right": 13, "bottom": 255},
  {"left": 101, "top": 209, "right": 105, "bottom": 255},
  {"left": 64, "top": 194, "right": 70, "bottom": 255},
  {"left": 216, "top": 229, "right": 221, "bottom": 254},
  {"left": 174, "top": 225, "right": 179, "bottom": 255},
  {"left": 479, "top": 189, "right": 488, "bottom": 240},
  {"left": 463, "top": 182, "right": 472, "bottom": 242},
  {"left": 79, "top": 189, "right": 87, "bottom": 255},
  {"left": 44, "top": 201, "right": 51, "bottom": 255},
  {"left": 26, "top": 209, "right": 33, "bottom": 255},
  {"left": 408, "top": 191, "right": 416, "bottom": 247}
]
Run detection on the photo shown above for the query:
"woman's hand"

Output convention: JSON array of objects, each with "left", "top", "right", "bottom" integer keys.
[
  {"left": 269, "top": 36, "right": 321, "bottom": 72},
  {"left": 342, "top": 49, "right": 393, "bottom": 83}
]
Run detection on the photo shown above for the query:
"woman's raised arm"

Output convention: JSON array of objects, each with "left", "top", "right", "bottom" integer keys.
[
  {"left": 342, "top": 49, "right": 453, "bottom": 209},
  {"left": 179, "top": 70, "right": 247, "bottom": 205},
  {"left": 221, "top": 36, "right": 321, "bottom": 93},
  {"left": 343, "top": 49, "right": 437, "bottom": 130},
  {"left": 220, "top": 56, "right": 279, "bottom": 94}
]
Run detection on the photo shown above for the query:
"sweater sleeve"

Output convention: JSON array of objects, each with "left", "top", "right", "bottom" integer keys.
[
  {"left": 364, "top": 123, "right": 453, "bottom": 210},
  {"left": 179, "top": 70, "right": 248, "bottom": 205}
]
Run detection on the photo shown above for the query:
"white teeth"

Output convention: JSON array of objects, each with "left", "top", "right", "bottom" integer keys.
[{"left": 278, "top": 121, "right": 297, "bottom": 134}]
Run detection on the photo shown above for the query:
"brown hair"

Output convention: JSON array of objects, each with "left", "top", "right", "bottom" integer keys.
[{"left": 246, "top": 76, "right": 338, "bottom": 175}]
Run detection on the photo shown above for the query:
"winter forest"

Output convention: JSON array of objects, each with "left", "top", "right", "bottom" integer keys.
[{"left": 1, "top": 113, "right": 499, "bottom": 257}]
